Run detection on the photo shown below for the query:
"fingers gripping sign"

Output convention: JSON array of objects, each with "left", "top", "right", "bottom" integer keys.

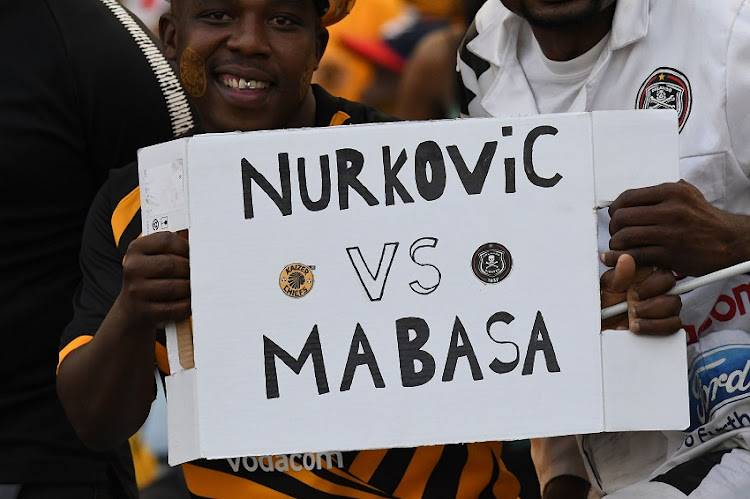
[
  {"left": 120, "top": 231, "right": 191, "bottom": 330},
  {"left": 602, "top": 180, "right": 749, "bottom": 276},
  {"left": 600, "top": 254, "right": 682, "bottom": 335}
]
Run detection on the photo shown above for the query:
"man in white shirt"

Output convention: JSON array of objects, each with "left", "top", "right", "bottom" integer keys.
[{"left": 458, "top": 0, "right": 750, "bottom": 498}]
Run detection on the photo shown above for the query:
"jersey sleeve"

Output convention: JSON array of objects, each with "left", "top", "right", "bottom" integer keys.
[
  {"left": 727, "top": 0, "right": 750, "bottom": 178},
  {"left": 58, "top": 174, "right": 128, "bottom": 369},
  {"left": 47, "top": 0, "right": 195, "bottom": 183}
]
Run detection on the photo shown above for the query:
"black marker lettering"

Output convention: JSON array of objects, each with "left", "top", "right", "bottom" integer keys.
[
  {"left": 396, "top": 317, "right": 436, "bottom": 387},
  {"left": 415, "top": 141, "right": 447, "bottom": 201},
  {"left": 241, "top": 156, "right": 292, "bottom": 219},
  {"left": 346, "top": 243, "right": 399, "bottom": 301},
  {"left": 524, "top": 126, "right": 562, "bottom": 188},
  {"left": 298, "top": 155, "right": 331, "bottom": 212},
  {"left": 264, "top": 326, "right": 329, "bottom": 399},
  {"left": 486, "top": 312, "right": 520, "bottom": 375},
  {"left": 383, "top": 146, "right": 414, "bottom": 206},
  {"left": 522, "top": 311, "right": 560, "bottom": 375},
  {"left": 447, "top": 141, "right": 498, "bottom": 195},
  {"left": 337, "top": 148, "right": 379, "bottom": 209},
  {"left": 340, "top": 324, "right": 386, "bottom": 391},
  {"left": 408, "top": 237, "right": 441, "bottom": 295},
  {"left": 442, "top": 317, "right": 483, "bottom": 382}
]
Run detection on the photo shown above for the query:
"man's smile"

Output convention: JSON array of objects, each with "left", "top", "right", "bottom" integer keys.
[{"left": 220, "top": 75, "right": 271, "bottom": 90}]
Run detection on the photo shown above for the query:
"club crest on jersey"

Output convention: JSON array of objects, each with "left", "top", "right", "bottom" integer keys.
[
  {"left": 472, "top": 243, "right": 512, "bottom": 284},
  {"left": 279, "top": 263, "right": 314, "bottom": 298},
  {"left": 636, "top": 68, "right": 692, "bottom": 133}
]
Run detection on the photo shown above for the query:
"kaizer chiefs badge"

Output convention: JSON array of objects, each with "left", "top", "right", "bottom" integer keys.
[
  {"left": 472, "top": 243, "right": 512, "bottom": 284},
  {"left": 179, "top": 48, "right": 207, "bottom": 98},
  {"left": 279, "top": 263, "right": 314, "bottom": 298},
  {"left": 636, "top": 68, "right": 692, "bottom": 132}
]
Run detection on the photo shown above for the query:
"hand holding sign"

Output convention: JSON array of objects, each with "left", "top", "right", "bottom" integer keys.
[
  {"left": 119, "top": 231, "right": 191, "bottom": 331},
  {"left": 603, "top": 180, "right": 750, "bottom": 276},
  {"left": 600, "top": 254, "right": 681, "bottom": 334}
]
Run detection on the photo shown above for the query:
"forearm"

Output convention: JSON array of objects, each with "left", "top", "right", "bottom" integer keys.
[
  {"left": 605, "top": 182, "right": 750, "bottom": 276},
  {"left": 531, "top": 436, "right": 591, "bottom": 499},
  {"left": 543, "top": 475, "right": 591, "bottom": 499},
  {"left": 57, "top": 296, "right": 157, "bottom": 450},
  {"left": 725, "top": 211, "right": 750, "bottom": 268}
]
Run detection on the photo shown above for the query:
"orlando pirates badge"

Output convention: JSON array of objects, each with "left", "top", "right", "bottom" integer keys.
[
  {"left": 636, "top": 67, "right": 692, "bottom": 132},
  {"left": 472, "top": 243, "right": 512, "bottom": 284}
]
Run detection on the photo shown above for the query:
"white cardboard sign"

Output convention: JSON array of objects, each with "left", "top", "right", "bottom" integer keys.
[{"left": 138, "top": 110, "right": 688, "bottom": 466}]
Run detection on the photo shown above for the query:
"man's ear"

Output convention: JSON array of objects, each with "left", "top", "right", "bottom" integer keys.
[
  {"left": 159, "top": 13, "right": 179, "bottom": 61},
  {"left": 314, "top": 27, "right": 330, "bottom": 70}
]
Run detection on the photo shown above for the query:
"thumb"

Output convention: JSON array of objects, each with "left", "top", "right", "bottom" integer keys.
[{"left": 608, "top": 254, "right": 637, "bottom": 294}]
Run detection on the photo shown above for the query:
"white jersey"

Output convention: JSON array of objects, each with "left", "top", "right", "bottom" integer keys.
[{"left": 459, "top": 0, "right": 750, "bottom": 495}]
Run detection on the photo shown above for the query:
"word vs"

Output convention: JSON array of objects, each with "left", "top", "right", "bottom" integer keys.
[{"left": 347, "top": 238, "right": 440, "bottom": 301}]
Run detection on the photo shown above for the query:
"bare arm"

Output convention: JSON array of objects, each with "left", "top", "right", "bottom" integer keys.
[
  {"left": 57, "top": 232, "right": 190, "bottom": 450},
  {"left": 395, "top": 26, "right": 463, "bottom": 121},
  {"left": 602, "top": 181, "right": 750, "bottom": 276},
  {"left": 531, "top": 436, "right": 590, "bottom": 499},
  {"left": 543, "top": 475, "right": 591, "bottom": 499}
]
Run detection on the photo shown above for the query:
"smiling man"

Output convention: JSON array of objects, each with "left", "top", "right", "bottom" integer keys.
[
  {"left": 459, "top": 0, "right": 750, "bottom": 498},
  {"left": 163, "top": 0, "right": 326, "bottom": 133},
  {"left": 54, "top": 1, "right": 527, "bottom": 497}
]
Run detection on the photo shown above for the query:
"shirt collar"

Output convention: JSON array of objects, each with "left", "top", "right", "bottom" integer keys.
[
  {"left": 468, "top": 0, "right": 650, "bottom": 69},
  {"left": 609, "top": 0, "right": 650, "bottom": 50}
]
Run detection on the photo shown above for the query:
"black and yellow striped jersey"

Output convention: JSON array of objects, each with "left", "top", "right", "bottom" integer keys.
[{"left": 59, "top": 85, "right": 520, "bottom": 499}]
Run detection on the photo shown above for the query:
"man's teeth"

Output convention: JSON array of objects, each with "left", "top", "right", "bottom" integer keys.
[{"left": 223, "top": 78, "right": 269, "bottom": 90}]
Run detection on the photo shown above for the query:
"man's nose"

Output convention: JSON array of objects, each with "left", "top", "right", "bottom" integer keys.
[{"left": 226, "top": 16, "right": 272, "bottom": 55}]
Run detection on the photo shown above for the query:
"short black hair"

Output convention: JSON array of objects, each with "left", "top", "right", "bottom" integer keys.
[{"left": 313, "top": 0, "right": 328, "bottom": 16}]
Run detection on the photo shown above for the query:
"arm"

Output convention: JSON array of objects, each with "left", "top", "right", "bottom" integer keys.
[
  {"left": 395, "top": 27, "right": 463, "bottom": 121},
  {"left": 57, "top": 225, "right": 190, "bottom": 450},
  {"left": 531, "top": 437, "right": 590, "bottom": 499},
  {"left": 601, "top": 181, "right": 750, "bottom": 276},
  {"left": 544, "top": 475, "right": 591, "bottom": 499}
]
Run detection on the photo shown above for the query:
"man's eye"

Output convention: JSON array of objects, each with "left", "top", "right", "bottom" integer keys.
[
  {"left": 200, "top": 11, "right": 231, "bottom": 22},
  {"left": 269, "top": 15, "right": 299, "bottom": 27}
]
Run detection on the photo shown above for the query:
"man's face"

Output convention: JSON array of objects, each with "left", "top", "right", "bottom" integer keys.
[
  {"left": 501, "top": 0, "right": 614, "bottom": 29},
  {"left": 161, "top": 0, "right": 328, "bottom": 133}
]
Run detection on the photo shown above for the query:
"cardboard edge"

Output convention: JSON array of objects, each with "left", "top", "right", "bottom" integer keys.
[
  {"left": 584, "top": 113, "right": 608, "bottom": 434},
  {"left": 140, "top": 138, "right": 202, "bottom": 463},
  {"left": 591, "top": 109, "right": 680, "bottom": 207},
  {"left": 601, "top": 329, "right": 690, "bottom": 432},
  {"left": 138, "top": 137, "right": 191, "bottom": 236},
  {"left": 199, "top": 422, "right": 608, "bottom": 462},
  {"left": 166, "top": 369, "right": 202, "bottom": 465},
  {"left": 139, "top": 138, "right": 194, "bottom": 374}
]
